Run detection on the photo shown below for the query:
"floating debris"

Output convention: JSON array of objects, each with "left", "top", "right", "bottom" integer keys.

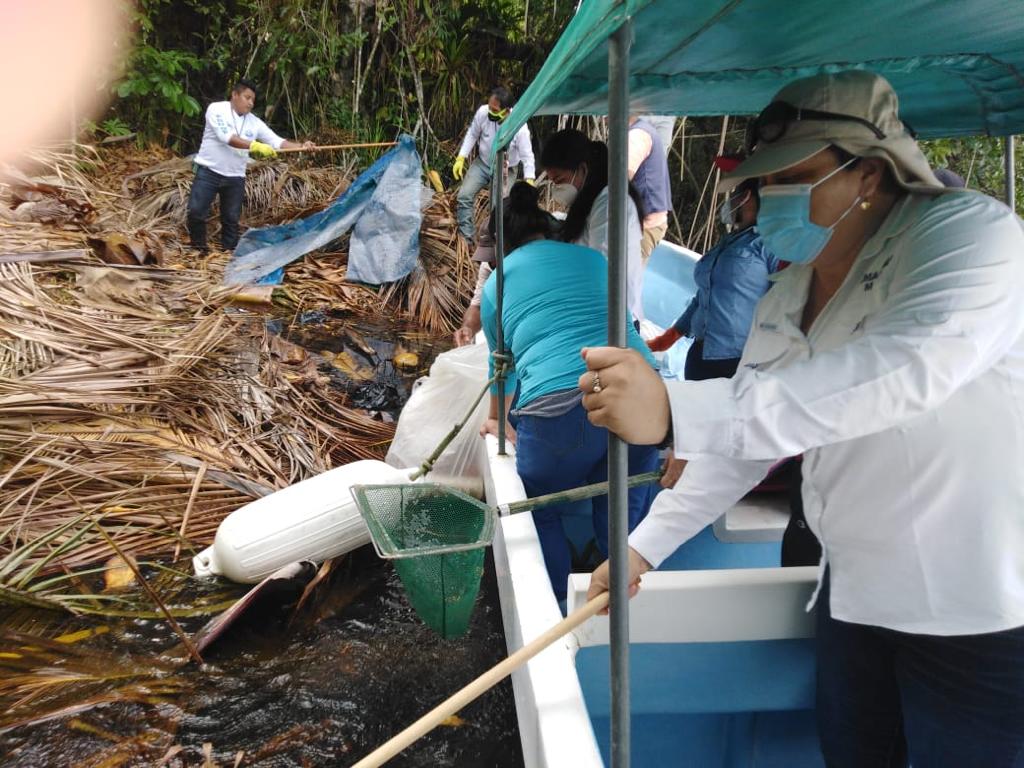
[
  {"left": 393, "top": 346, "right": 420, "bottom": 370},
  {"left": 102, "top": 556, "right": 137, "bottom": 592}
]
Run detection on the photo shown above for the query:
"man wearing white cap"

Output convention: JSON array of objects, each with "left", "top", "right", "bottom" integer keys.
[{"left": 580, "top": 70, "right": 1024, "bottom": 766}]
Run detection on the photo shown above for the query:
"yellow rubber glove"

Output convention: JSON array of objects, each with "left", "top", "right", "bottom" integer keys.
[
  {"left": 248, "top": 140, "right": 277, "bottom": 160},
  {"left": 524, "top": 178, "right": 536, "bottom": 186},
  {"left": 452, "top": 155, "right": 467, "bottom": 181}
]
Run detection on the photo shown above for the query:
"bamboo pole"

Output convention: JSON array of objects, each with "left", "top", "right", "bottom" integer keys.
[
  {"left": 173, "top": 462, "right": 206, "bottom": 561},
  {"left": 350, "top": 593, "right": 610, "bottom": 768},
  {"left": 498, "top": 470, "right": 662, "bottom": 515}
]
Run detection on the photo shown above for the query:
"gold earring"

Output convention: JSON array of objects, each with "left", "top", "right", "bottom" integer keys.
[{"left": 859, "top": 199, "right": 872, "bottom": 211}]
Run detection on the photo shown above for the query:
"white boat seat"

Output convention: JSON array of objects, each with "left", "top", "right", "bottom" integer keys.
[{"left": 567, "top": 567, "right": 817, "bottom": 647}]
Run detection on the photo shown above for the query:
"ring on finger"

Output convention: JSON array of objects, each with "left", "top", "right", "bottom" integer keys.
[{"left": 592, "top": 371, "right": 602, "bottom": 393}]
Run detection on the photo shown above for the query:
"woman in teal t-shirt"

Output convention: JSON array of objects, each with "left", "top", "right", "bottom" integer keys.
[{"left": 480, "top": 182, "right": 660, "bottom": 605}]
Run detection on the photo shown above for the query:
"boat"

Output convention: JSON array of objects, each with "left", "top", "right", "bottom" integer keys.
[
  {"left": 481, "top": 2, "right": 1024, "bottom": 766},
  {"left": 480, "top": 240, "right": 807, "bottom": 767}
]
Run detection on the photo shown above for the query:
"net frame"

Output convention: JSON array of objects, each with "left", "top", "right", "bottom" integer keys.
[{"left": 350, "top": 483, "right": 496, "bottom": 559}]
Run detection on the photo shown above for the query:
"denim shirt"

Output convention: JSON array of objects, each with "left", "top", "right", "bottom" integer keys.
[{"left": 672, "top": 226, "right": 779, "bottom": 360}]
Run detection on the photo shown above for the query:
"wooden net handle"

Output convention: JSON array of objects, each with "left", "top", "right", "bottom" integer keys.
[{"left": 275, "top": 141, "right": 398, "bottom": 154}]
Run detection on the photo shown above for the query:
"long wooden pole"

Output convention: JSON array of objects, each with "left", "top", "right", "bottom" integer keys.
[
  {"left": 494, "top": 150, "right": 508, "bottom": 456},
  {"left": 275, "top": 141, "right": 398, "bottom": 154},
  {"left": 350, "top": 593, "right": 610, "bottom": 768}
]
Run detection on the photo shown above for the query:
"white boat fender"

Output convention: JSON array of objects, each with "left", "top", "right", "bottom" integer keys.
[
  {"left": 193, "top": 460, "right": 411, "bottom": 583},
  {"left": 193, "top": 461, "right": 486, "bottom": 583}
]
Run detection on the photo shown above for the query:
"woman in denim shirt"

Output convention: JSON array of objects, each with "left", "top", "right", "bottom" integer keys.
[{"left": 649, "top": 177, "right": 779, "bottom": 380}]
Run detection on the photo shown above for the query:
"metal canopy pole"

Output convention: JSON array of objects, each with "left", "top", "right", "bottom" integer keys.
[
  {"left": 493, "top": 151, "right": 508, "bottom": 456},
  {"left": 607, "top": 20, "right": 632, "bottom": 768},
  {"left": 1005, "top": 136, "right": 1016, "bottom": 212}
]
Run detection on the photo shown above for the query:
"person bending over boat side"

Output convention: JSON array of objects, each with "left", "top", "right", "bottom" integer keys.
[
  {"left": 541, "top": 129, "right": 648, "bottom": 327},
  {"left": 478, "top": 181, "right": 660, "bottom": 607},
  {"left": 580, "top": 70, "right": 1024, "bottom": 767}
]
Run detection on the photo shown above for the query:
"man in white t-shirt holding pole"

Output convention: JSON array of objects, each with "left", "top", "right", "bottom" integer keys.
[{"left": 186, "top": 78, "right": 313, "bottom": 252}]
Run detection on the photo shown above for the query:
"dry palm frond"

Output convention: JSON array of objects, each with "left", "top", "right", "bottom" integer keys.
[
  {"left": 0, "top": 626, "right": 186, "bottom": 732},
  {"left": 0, "top": 142, "right": 489, "bottom": 587},
  {"left": 2, "top": 143, "right": 105, "bottom": 209},
  {"left": 116, "top": 152, "right": 359, "bottom": 240},
  {"left": 0, "top": 258, "right": 394, "bottom": 583},
  {"left": 378, "top": 189, "right": 479, "bottom": 334},
  {"left": 4, "top": 142, "right": 481, "bottom": 335}
]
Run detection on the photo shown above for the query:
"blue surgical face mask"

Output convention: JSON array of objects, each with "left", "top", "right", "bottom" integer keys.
[{"left": 756, "top": 157, "right": 861, "bottom": 264}]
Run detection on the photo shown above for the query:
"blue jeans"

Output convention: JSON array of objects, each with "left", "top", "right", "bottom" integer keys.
[
  {"left": 187, "top": 165, "right": 246, "bottom": 251},
  {"left": 816, "top": 575, "right": 1024, "bottom": 767},
  {"left": 513, "top": 403, "right": 660, "bottom": 602},
  {"left": 456, "top": 158, "right": 492, "bottom": 242}
]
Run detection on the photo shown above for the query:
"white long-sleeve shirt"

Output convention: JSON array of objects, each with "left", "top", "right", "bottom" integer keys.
[
  {"left": 194, "top": 101, "right": 285, "bottom": 178},
  {"left": 470, "top": 262, "right": 493, "bottom": 308},
  {"left": 579, "top": 187, "right": 645, "bottom": 323},
  {"left": 458, "top": 105, "right": 536, "bottom": 178},
  {"left": 630, "top": 190, "right": 1024, "bottom": 636}
]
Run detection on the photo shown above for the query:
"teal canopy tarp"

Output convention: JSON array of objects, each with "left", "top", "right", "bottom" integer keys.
[{"left": 495, "top": 0, "right": 1024, "bottom": 155}]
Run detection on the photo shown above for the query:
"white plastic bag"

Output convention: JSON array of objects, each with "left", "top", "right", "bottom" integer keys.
[{"left": 386, "top": 342, "right": 490, "bottom": 478}]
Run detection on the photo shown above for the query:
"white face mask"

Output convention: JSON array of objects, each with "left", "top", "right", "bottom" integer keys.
[
  {"left": 718, "top": 190, "right": 751, "bottom": 230},
  {"left": 549, "top": 168, "right": 581, "bottom": 207}
]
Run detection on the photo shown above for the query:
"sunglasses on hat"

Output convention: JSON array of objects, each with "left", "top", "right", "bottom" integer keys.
[{"left": 745, "top": 100, "right": 886, "bottom": 152}]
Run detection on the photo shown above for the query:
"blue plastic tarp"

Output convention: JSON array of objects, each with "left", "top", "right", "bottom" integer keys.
[{"left": 224, "top": 134, "right": 422, "bottom": 286}]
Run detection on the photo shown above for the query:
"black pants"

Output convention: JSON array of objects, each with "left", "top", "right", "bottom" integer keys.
[
  {"left": 683, "top": 339, "right": 740, "bottom": 381},
  {"left": 186, "top": 165, "right": 245, "bottom": 251},
  {"left": 782, "top": 462, "right": 822, "bottom": 566}
]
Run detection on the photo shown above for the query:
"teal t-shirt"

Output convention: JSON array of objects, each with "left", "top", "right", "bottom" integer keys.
[{"left": 481, "top": 239, "right": 656, "bottom": 407}]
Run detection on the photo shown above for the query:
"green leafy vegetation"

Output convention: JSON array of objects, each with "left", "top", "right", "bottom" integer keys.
[
  {"left": 95, "top": 2, "right": 1020, "bottom": 239},
  {"left": 102, "top": 0, "right": 572, "bottom": 169},
  {"left": 921, "top": 136, "right": 1022, "bottom": 211}
]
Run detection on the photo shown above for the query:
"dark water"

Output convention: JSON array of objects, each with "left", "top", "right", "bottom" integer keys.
[
  {"left": 278, "top": 312, "right": 449, "bottom": 419},
  {"left": 0, "top": 550, "right": 522, "bottom": 767},
  {"left": 0, "top": 319, "right": 524, "bottom": 767}
]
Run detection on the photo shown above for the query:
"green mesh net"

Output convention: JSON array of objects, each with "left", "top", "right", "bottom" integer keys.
[{"left": 350, "top": 483, "right": 495, "bottom": 638}]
